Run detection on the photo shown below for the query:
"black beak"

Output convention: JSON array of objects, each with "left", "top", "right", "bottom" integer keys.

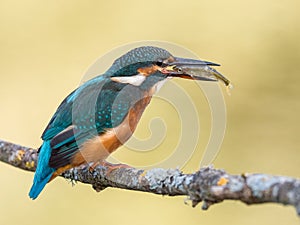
[{"left": 164, "top": 57, "right": 231, "bottom": 87}]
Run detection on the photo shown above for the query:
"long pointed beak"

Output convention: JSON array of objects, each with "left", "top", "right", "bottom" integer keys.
[
  {"left": 170, "top": 57, "right": 220, "bottom": 67},
  {"left": 164, "top": 57, "right": 231, "bottom": 87}
]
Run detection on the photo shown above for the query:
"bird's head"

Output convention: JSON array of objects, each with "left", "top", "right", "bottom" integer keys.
[{"left": 106, "top": 46, "right": 230, "bottom": 91}]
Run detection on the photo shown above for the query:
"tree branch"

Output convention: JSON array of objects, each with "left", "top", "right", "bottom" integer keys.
[{"left": 0, "top": 139, "right": 299, "bottom": 215}]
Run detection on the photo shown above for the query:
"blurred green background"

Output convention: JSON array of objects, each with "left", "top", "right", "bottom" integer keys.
[{"left": 0, "top": 0, "right": 299, "bottom": 225}]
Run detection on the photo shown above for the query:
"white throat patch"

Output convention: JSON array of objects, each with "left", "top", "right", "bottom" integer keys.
[{"left": 111, "top": 74, "right": 146, "bottom": 86}]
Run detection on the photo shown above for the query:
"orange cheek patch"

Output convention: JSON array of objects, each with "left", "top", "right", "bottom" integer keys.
[{"left": 137, "top": 65, "right": 160, "bottom": 76}]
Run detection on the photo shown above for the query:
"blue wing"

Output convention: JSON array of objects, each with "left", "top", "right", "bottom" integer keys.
[
  {"left": 42, "top": 75, "right": 136, "bottom": 169},
  {"left": 41, "top": 76, "right": 105, "bottom": 141},
  {"left": 42, "top": 75, "right": 108, "bottom": 168},
  {"left": 30, "top": 74, "right": 145, "bottom": 199},
  {"left": 30, "top": 76, "right": 108, "bottom": 199}
]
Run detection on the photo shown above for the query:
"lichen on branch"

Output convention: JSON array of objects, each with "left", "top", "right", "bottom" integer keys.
[{"left": 0, "top": 139, "right": 299, "bottom": 215}]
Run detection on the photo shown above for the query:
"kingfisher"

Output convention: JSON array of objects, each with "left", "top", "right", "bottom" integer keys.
[{"left": 29, "top": 46, "right": 230, "bottom": 199}]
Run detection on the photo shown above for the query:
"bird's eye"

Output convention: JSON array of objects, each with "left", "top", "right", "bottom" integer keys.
[
  {"left": 156, "top": 59, "right": 167, "bottom": 67},
  {"left": 174, "top": 66, "right": 183, "bottom": 73},
  {"left": 156, "top": 59, "right": 163, "bottom": 67}
]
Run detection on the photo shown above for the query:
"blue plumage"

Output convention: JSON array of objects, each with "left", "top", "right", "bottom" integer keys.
[{"left": 29, "top": 141, "right": 55, "bottom": 199}]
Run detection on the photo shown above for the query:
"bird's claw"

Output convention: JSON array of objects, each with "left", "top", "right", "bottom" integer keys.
[{"left": 88, "top": 161, "right": 131, "bottom": 175}]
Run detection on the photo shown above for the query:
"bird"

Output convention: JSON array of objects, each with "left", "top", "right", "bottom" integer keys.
[{"left": 29, "top": 46, "right": 230, "bottom": 199}]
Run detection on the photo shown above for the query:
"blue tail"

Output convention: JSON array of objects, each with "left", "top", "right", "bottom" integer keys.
[{"left": 29, "top": 140, "right": 55, "bottom": 199}]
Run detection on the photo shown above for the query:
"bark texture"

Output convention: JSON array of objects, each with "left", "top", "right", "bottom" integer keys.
[{"left": 0, "top": 139, "right": 299, "bottom": 215}]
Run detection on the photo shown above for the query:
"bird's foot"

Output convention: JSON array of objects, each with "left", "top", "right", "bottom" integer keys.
[
  {"left": 88, "top": 161, "right": 131, "bottom": 174},
  {"left": 88, "top": 162, "right": 100, "bottom": 172},
  {"left": 100, "top": 161, "right": 131, "bottom": 175}
]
